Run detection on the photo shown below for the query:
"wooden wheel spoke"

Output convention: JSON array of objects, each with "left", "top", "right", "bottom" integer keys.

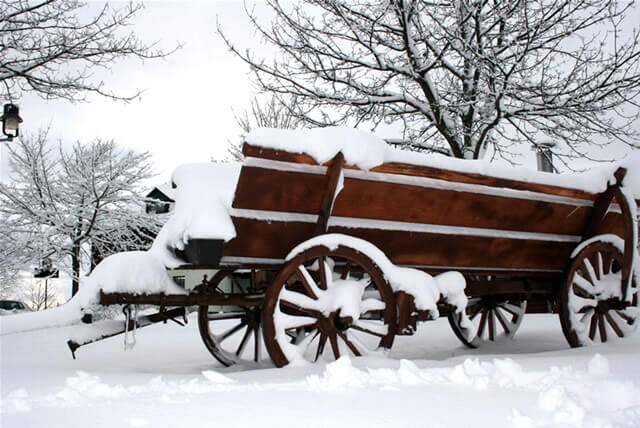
[
  {"left": 604, "top": 312, "right": 625, "bottom": 338},
  {"left": 488, "top": 310, "right": 496, "bottom": 341},
  {"left": 236, "top": 326, "right": 252, "bottom": 356},
  {"left": 469, "top": 304, "right": 484, "bottom": 321},
  {"left": 284, "top": 319, "right": 318, "bottom": 331},
  {"left": 253, "top": 324, "right": 261, "bottom": 362},
  {"left": 318, "top": 256, "right": 328, "bottom": 290},
  {"left": 315, "top": 333, "right": 327, "bottom": 362},
  {"left": 329, "top": 334, "right": 340, "bottom": 359},
  {"left": 229, "top": 274, "right": 245, "bottom": 295},
  {"left": 588, "top": 313, "right": 598, "bottom": 340},
  {"left": 219, "top": 322, "right": 245, "bottom": 342},
  {"left": 500, "top": 302, "right": 525, "bottom": 316},
  {"left": 598, "top": 313, "right": 607, "bottom": 342},
  {"left": 296, "top": 266, "right": 320, "bottom": 300},
  {"left": 494, "top": 308, "right": 512, "bottom": 335},
  {"left": 572, "top": 280, "right": 596, "bottom": 299},
  {"left": 341, "top": 260, "right": 353, "bottom": 280},
  {"left": 580, "top": 259, "right": 598, "bottom": 285},
  {"left": 279, "top": 298, "right": 323, "bottom": 318},
  {"left": 351, "top": 322, "right": 386, "bottom": 338},
  {"left": 292, "top": 328, "right": 317, "bottom": 351},
  {"left": 337, "top": 331, "right": 361, "bottom": 356},
  {"left": 477, "top": 310, "right": 489, "bottom": 338},
  {"left": 207, "top": 311, "right": 245, "bottom": 321},
  {"left": 615, "top": 310, "right": 635, "bottom": 324},
  {"left": 587, "top": 253, "right": 601, "bottom": 282}
]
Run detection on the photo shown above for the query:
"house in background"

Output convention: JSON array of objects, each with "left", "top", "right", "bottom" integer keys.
[{"left": 145, "top": 183, "right": 175, "bottom": 214}]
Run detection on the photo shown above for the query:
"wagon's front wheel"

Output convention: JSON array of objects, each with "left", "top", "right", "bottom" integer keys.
[
  {"left": 559, "top": 241, "right": 638, "bottom": 347},
  {"left": 197, "top": 269, "right": 268, "bottom": 366},
  {"left": 262, "top": 245, "right": 397, "bottom": 367}
]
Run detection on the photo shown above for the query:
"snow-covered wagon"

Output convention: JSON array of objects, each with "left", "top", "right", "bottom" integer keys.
[{"left": 70, "top": 128, "right": 639, "bottom": 367}]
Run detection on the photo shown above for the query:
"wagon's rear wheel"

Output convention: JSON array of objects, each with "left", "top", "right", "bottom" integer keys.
[
  {"left": 262, "top": 245, "right": 397, "bottom": 367},
  {"left": 448, "top": 294, "right": 527, "bottom": 348},
  {"left": 197, "top": 269, "right": 268, "bottom": 366},
  {"left": 560, "top": 241, "right": 638, "bottom": 347}
]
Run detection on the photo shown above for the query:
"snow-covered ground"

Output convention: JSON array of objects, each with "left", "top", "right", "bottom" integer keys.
[{"left": 2, "top": 313, "right": 640, "bottom": 428}]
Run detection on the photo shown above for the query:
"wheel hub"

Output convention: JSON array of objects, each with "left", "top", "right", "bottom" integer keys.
[
  {"left": 596, "top": 298, "right": 628, "bottom": 313},
  {"left": 316, "top": 311, "right": 353, "bottom": 334}
]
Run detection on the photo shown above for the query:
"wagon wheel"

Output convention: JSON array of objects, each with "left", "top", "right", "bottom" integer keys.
[
  {"left": 262, "top": 245, "right": 397, "bottom": 367},
  {"left": 559, "top": 241, "right": 638, "bottom": 347},
  {"left": 197, "top": 269, "right": 268, "bottom": 366},
  {"left": 448, "top": 295, "right": 527, "bottom": 348}
]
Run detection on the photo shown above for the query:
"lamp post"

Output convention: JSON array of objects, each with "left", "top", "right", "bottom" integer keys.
[{"left": 0, "top": 103, "right": 23, "bottom": 142}]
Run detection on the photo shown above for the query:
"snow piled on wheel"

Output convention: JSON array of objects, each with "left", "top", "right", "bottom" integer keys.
[{"left": 286, "top": 233, "right": 470, "bottom": 320}]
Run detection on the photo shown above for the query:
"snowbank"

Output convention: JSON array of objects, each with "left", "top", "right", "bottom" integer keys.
[
  {"left": 247, "top": 127, "right": 640, "bottom": 198},
  {"left": 150, "top": 162, "right": 241, "bottom": 268}
]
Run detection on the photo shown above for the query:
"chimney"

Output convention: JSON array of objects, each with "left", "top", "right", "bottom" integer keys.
[{"left": 535, "top": 142, "right": 556, "bottom": 173}]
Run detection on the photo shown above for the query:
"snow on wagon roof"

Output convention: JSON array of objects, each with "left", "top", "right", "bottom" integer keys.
[{"left": 246, "top": 127, "right": 640, "bottom": 197}]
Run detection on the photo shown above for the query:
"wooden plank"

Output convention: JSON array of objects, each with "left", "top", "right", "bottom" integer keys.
[
  {"left": 369, "top": 162, "right": 597, "bottom": 201},
  {"left": 242, "top": 143, "right": 598, "bottom": 201},
  {"left": 582, "top": 167, "right": 626, "bottom": 240},
  {"left": 222, "top": 218, "right": 575, "bottom": 271},
  {"left": 328, "top": 226, "right": 575, "bottom": 271},
  {"left": 315, "top": 152, "right": 345, "bottom": 235},
  {"left": 232, "top": 166, "right": 325, "bottom": 213},
  {"left": 332, "top": 177, "right": 592, "bottom": 236},
  {"left": 222, "top": 217, "right": 316, "bottom": 260},
  {"left": 232, "top": 166, "right": 593, "bottom": 236}
]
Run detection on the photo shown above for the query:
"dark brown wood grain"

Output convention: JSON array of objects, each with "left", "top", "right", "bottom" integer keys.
[
  {"left": 242, "top": 143, "right": 598, "bottom": 201},
  {"left": 315, "top": 152, "right": 345, "bottom": 235},
  {"left": 222, "top": 217, "right": 316, "bottom": 260},
  {"left": 232, "top": 166, "right": 594, "bottom": 236},
  {"left": 222, "top": 217, "right": 575, "bottom": 271},
  {"left": 232, "top": 166, "right": 326, "bottom": 213}
]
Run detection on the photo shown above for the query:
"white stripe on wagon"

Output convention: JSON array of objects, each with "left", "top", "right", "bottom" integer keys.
[
  {"left": 219, "top": 256, "right": 563, "bottom": 273},
  {"left": 230, "top": 208, "right": 582, "bottom": 243},
  {"left": 244, "top": 157, "right": 596, "bottom": 208}
]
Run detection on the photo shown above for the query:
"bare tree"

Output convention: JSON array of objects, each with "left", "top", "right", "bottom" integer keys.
[
  {"left": 0, "top": 130, "right": 161, "bottom": 296},
  {"left": 1, "top": 0, "right": 174, "bottom": 102},
  {"left": 227, "top": 94, "right": 308, "bottom": 160},
  {"left": 220, "top": 1, "right": 640, "bottom": 164},
  {"left": 27, "top": 278, "right": 57, "bottom": 310}
]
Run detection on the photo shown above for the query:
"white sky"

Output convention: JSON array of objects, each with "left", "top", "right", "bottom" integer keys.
[
  {"left": 1, "top": 1, "right": 268, "bottom": 184},
  {"left": 1, "top": 0, "right": 639, "bottom": 301},
  {"left": 1, "top": 1, "right": 639, "bottom": 184}
]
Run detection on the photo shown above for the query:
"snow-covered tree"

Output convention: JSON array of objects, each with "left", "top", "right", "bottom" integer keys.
[
  {"left": 220, "top": 0, "right": 640, "bottom": 163},
  {"left": 1, "top": 0, "right": 173, "bottom": 102},
  {"left": 0, "top": 130, "right": 161, "bottom": 296}
]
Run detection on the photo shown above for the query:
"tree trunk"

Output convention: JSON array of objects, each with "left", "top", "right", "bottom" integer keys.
[{"left": 71, "top": 243, "right": 81, "bottom": 296}]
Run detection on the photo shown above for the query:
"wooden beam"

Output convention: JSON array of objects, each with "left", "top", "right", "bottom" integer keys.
[
  {"left": 582, "top": 167, "right": 626, "bottom": 240},
  {"left": 315, "top": 152, "right": 345, "bottom": 236}
]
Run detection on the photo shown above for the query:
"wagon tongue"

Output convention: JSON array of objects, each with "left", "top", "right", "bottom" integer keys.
[{"left": 66, "top": 307, "right": 188, "bottom": 359}]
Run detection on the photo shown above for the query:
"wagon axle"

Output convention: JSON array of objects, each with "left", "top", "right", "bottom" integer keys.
[{"left": 595, "top": 298, "right": 630, "bottom": 313}]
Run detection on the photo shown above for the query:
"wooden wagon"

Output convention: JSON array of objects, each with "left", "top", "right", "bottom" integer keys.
[{"left": 71, "top": 138, "right": 639, "bottom": 367}]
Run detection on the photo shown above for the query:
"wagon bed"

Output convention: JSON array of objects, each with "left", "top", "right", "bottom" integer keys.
[{"left": 78, "top": 130, "right": 638, "bottom": 367}]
